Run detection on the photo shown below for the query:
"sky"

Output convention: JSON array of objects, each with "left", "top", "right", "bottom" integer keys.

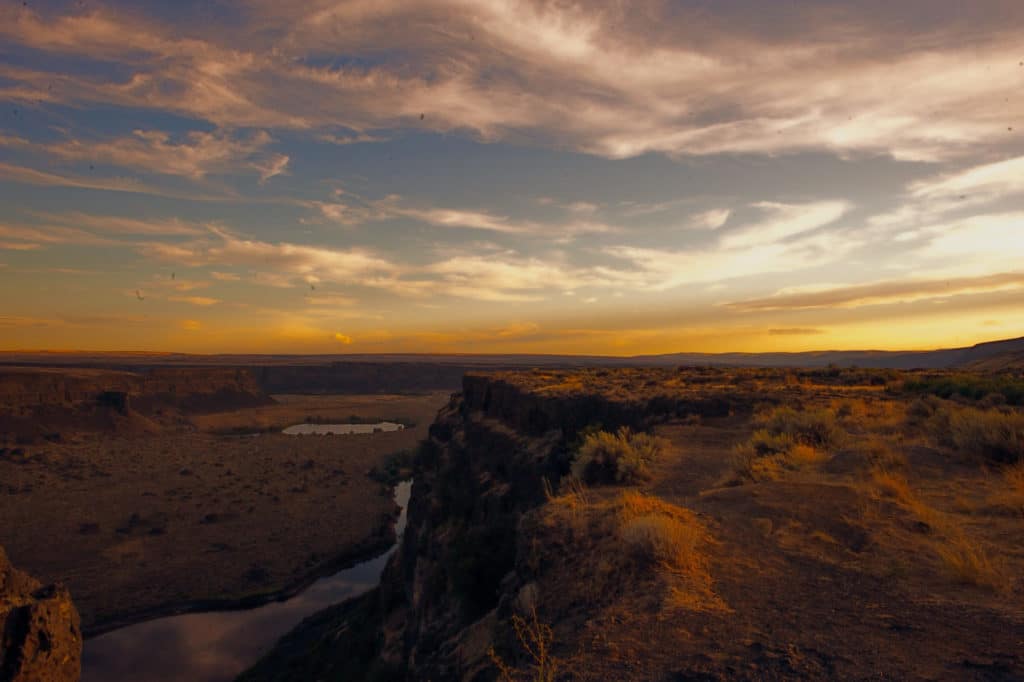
[{"left": 1, "top": 0, "right": 1023, "bottom": 355}]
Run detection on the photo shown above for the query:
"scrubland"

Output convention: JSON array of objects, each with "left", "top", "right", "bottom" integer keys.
[{"left": 487, "top": 366, "right": 1024, "bottom": 680}]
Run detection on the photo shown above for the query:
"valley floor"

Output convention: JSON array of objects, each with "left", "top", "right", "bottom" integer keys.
[{"left": 0, "top": 391, "right": 449, "bottom": 634}]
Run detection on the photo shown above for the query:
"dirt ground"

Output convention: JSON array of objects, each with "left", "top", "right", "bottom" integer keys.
[{"left": 0, "top": 392, "right": 448, "bottom": 634}]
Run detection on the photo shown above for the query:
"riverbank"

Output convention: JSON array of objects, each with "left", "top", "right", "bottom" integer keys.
[
  {"left": 81, "top": 481, "right": 414, "bottom": 682},
  {"left": 0, "top": 392, "right": 448, "bottom": 635}
]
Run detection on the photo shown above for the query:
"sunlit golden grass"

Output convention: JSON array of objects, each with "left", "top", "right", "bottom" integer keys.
[
  {"left": 541, "top": 487, "right": 726, "bottom": 613},
  {"left": 732, "top": 412, "right": 835, "bottom": 482},
  {"left": 615, "top": 491, "right": 727, "bottom": 612},
  {"left": 870, "top": 469, "right": 1007, "bottom": 590}
]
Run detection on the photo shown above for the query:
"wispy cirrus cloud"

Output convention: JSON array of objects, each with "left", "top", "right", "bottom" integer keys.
[
  {"left": 311, "top": 193, "right": 617, "bottom": 238},
  {"left": 3, "top": 2, "right": 1022, "bottom": 161},
  {"left": 719, "top": 201, "right": 849, "bottom": 249},
  {"left": 727, "top": 271, "right": 1024, "bottom": 312},
  {"left": 0, "top": 130, "right": 288, "bottom": 182}
]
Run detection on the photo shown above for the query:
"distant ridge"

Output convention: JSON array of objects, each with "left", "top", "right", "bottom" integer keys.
[{"left": 2, "top": 336, "right": 1024, "bottom": 370}]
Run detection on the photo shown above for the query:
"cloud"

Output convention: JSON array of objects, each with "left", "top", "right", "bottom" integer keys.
[
  {"left": 909, "top": 155, "right": 1024, "bottom": 203},
  {"left": 2, "top": 129, "right": 288, "bottom": 182},
  {"left": 768, "top": 328, "right": 824, "bottom": 336},
  {"left": 333, "top": 332, "right": 353, "bottom": 344},
  {"left": 425, "top": 254, "right": 624, "bottom": 301},
  {"left": 727, "top": 272, "right": 1024, "bottom": 311},
  {"left": 168, "top": 296, "right": 220, "bottom": 306},
  {"left": 605, "top": 200, "right": 860, "bottom": 291},
  {"left": 4, "top": 3, "right": 1021, "bottom": 160},
  {"left": 0, "top": 241, "right": 42, "bottom": 251},
  {"left": 719, "top": 201, "right": 850, "bottom": 250},
  {"left": 0, "top": 161, "right": 229, "bottom": 200},
  {"left": 689, "top": 209, "right": 731, "bottom": 230},
  {"left": 181, "top": 319, "right": 202, "bottom": 331},
  {"left": 318, "top": 132, "right": 389, "bottom": 145},
  {"left": 30, "top": 211, "right": 206, "bottom": 237},
  {"left": 140, "top": 229, "right": 402, "bottom": 291},
  {"left": 312, "top": 193, "right": 617, "bottom": 237}
]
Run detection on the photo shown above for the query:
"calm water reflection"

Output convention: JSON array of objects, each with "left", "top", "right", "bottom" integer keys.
[
  {"left": 281, "top": 422, "right": 404, "bottom": 435},
  {"left": 81, "top": 480, "right": 413, "bottom": 682}
]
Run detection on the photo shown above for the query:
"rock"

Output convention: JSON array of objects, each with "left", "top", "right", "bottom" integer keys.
[{"left": 0, "top": 545, "right": 81, "bottom": 681}]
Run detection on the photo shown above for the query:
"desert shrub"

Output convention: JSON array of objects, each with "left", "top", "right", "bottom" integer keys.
[
  {"left": 571, "top": 427, "right": 669, "bottom": 484},
  {"left": 945, "top": 408, "right": 1024, "bottom": 463},
  {"left": 903, "top": 374, "right": 1024, "bottom": 406},
  {"left": 730, "top": 406, "right": 842, "bottom": 482},
  {"left": 759, "top": 406, "right": 845, "bottom": 450},
  {"left": 488, "top": 607, "right": 561, "bottom": 682},
  {"left": 748, "top": 429, "right": 796, "bottom": 455}
]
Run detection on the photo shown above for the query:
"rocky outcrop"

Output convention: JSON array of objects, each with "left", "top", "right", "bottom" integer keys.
[
  {"left": 0, "top": 546, "right": 81, "bottom": 682},
  {"left": 0, "top": 366, "right": 273, "bottom": 442},
  {"left": 243, "top": 374, "right": 691, "bottom": 680}
]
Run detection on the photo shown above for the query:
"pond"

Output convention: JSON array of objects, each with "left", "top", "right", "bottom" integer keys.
[
  {"left": 281, "top": 422, "right": 405, "bottom": 435},
  {"left": 81, "top": 480, "right": 413, "bottom": 682}
]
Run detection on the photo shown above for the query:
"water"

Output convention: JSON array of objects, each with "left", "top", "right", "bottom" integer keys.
[
  {"left": 81, "top": 480, "right": 413, "bottom": 682},
  {"left": 280, "top": 422, "right": 404, "bottom": 435}
]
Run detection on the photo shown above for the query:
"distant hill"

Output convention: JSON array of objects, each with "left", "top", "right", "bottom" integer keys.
[
  {"left": 3, "top": 336, "right": 1024, "bottom": 372},
  {"left": 628, "top": 335, "right": 1024, "bottom": 370},
  {"left": 963, "top": 349, "right": 1024, "bottom": 372}
]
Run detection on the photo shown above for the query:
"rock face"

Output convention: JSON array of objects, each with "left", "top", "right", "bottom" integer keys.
[
  {"left": 0, "top": 546, "right": 81, "bottom": 682},
  {"left": 243, "top": 374, "right": 714, "bottom": 680}
]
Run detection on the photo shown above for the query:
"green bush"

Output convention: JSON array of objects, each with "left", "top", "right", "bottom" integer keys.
[{"left": 571, "top": 427, "right": 669, "bottom": 484}]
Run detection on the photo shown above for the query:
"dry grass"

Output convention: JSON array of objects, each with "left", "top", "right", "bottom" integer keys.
[
  {"left": 871, "top": 469, "right": 1006, "bottom": 590},
  {"left": 946, "top": 407, "right": 1024, "bottom": 464},
  {"left": 615, "top": 492, "right": 726, "bottom": 612},
  {"left": 933, "top": 531, "right": 1007, "bottom": 590},
  {"left": 731, "top": 406, "right": 844, "bottom": 482},
  {"left": 988, "top": 463, "right": 1024, "bottom": 515},
  {"left": 857, "top": 436, "right": 908, "bottom": 470},
  {"left": 538, "top": 488, "right": 726, "bottom": 613},
  {"left": 489, "top": 607, "right": 562, "bottom": 682}
]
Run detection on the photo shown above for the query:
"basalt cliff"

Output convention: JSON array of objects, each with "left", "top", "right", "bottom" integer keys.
[{"left": 243, "top": 368, "right": 1024, "bottom": 681}]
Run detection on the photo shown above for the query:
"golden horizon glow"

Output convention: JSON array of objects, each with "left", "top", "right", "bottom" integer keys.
[{"left": 1, "top": 1, "right": 1023, "bottom": 354}]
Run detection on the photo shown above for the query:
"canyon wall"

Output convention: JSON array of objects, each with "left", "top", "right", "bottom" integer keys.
[{"left": 243, "top": 373, "right": 749, "bottom": 680}]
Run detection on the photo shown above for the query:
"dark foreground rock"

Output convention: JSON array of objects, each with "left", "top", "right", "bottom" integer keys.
[{"left": 0, "top": 546, "right": 81, "bottom": 682}]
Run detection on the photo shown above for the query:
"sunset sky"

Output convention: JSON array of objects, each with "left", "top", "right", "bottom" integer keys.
[{"left": 1, "top": 0, "right": 1023, "bottom": 354}]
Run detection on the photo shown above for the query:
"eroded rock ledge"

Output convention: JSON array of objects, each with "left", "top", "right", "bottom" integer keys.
[{"left": 0, "top": 546, "right": 81, "bottom": 682}]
